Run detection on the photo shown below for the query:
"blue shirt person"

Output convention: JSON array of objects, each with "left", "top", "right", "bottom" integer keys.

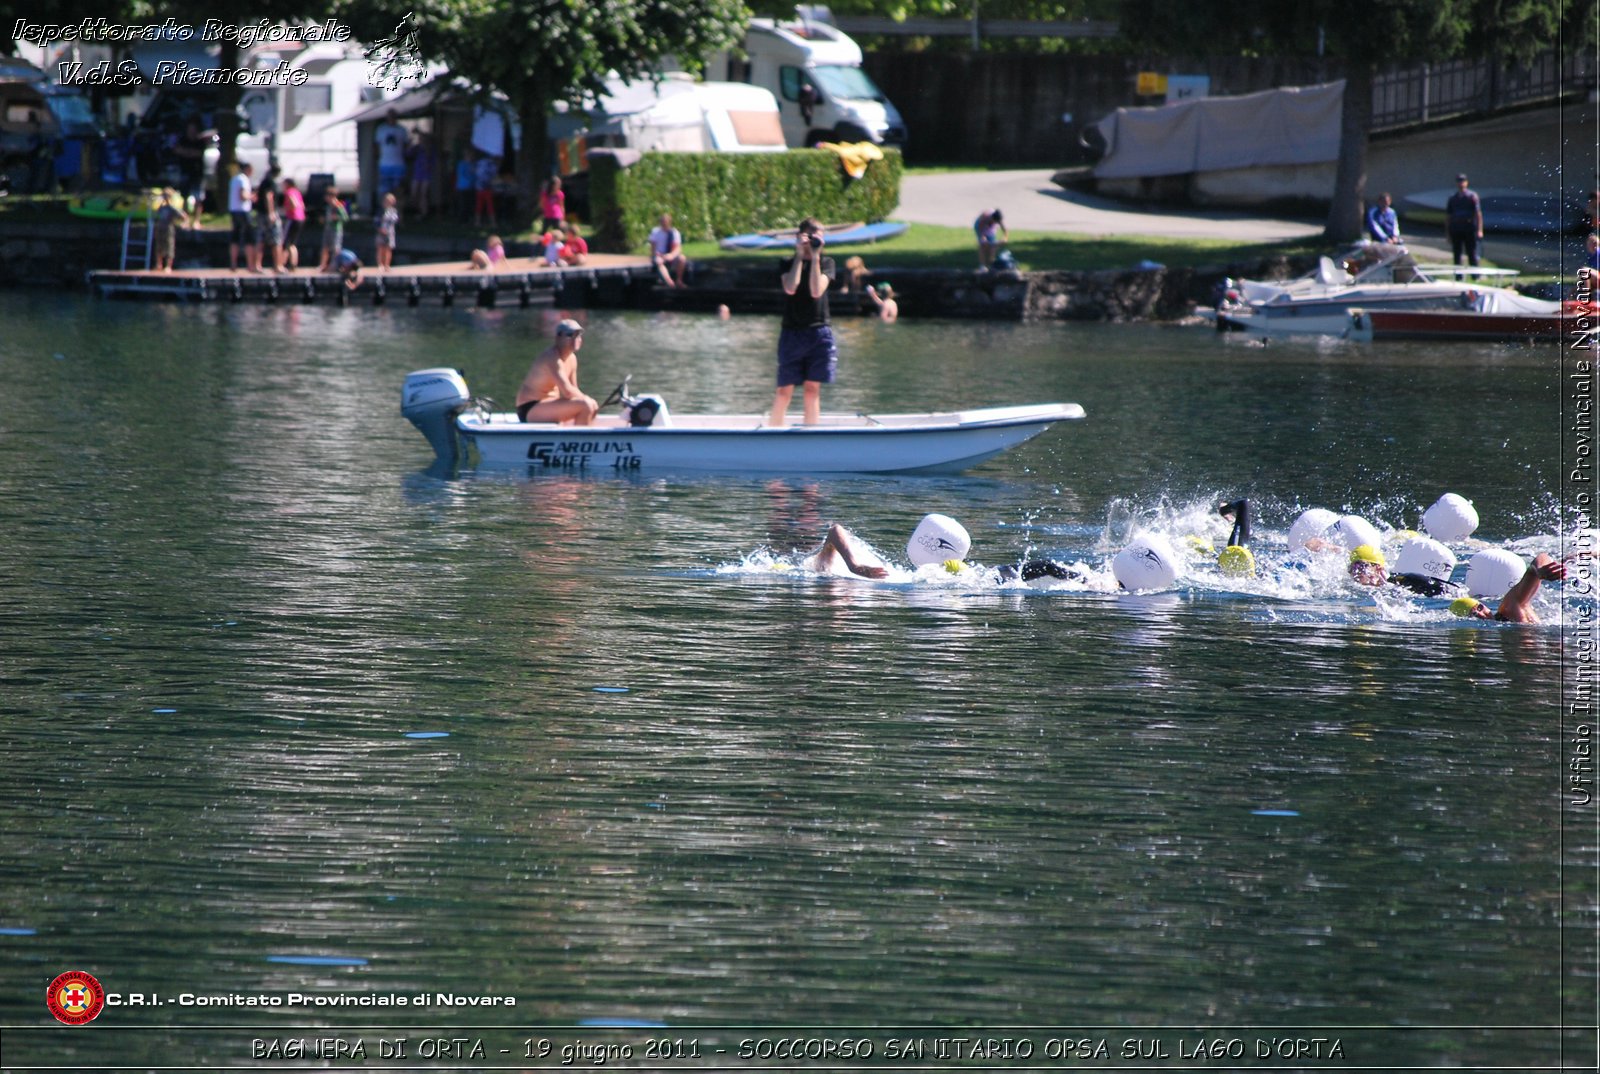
[{"left": 1365, "top": 193, "right": 1401, "bottom": 244}]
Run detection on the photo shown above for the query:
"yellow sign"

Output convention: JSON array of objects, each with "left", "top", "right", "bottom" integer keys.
[{"left": 1135, "top": 71, "right": 1168, "bottom": 96}]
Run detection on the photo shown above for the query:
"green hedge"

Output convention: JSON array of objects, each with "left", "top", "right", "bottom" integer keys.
[{"left": 590, "top": 148, "right": 902, "bottom": 252}]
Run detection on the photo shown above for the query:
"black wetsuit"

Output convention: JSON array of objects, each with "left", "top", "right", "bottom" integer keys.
[
  {"left": 998, "top": 560, "right": 1084, "bottom": 583},
  {"left": 1219, "top": 499, "right": 1251, "bottom": 548},
  {"left": 1387, "top": 573, "right": 1463, "bottom": 598}
]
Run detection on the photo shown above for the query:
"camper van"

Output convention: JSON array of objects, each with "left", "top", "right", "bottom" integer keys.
[
  {"left": 712, "top": 11, "right": 906, "bottom": 149},
  {"left": 579, "top": 76, "right": 786, "bottom": 155},
  {"left": 232, "top": 44, "right": 389, "bottom": 188}
]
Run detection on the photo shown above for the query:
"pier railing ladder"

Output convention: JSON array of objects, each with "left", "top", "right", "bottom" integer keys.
[{"left": 120, "top": 210, "right": 153, "bottom": 271}]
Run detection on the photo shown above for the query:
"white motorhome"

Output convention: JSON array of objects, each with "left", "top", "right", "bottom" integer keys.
[
  {"left": 712, "top": 11, "right": 906, "bottom": 148},
  {"left": 580, "top": 76, "right": 786, "bottom": 155},
  {"left": 233, "top": 44, "right": 390, "bottom": 188}
]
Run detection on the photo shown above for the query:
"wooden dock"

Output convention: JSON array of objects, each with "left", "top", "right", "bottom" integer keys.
[{"left": 85, "top": 253, "right": 655, "bottom": 307}]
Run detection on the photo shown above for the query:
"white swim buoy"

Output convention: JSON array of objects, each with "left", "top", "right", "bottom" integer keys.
[
  {"left": 1422, "top": 493, "right": 1479, "bottom": 543},
  {"left": 1465, "top": 549, "right": 1526, "bottom": 598},
  {"left": 1332, "top": 515, "right": 1384, "bottom": 551},
  {"left": 1288, "top": 508, "right": 1339, "bottom": 551},
  {"left": 1394, "top": 536, "right": 1457, "bottom": 582},
  {"left": 1113, "top": 534, "right": 1183, "bottom": 591},
  {"left": 906, "top": 514, "right": 971, "bottom": 567}
]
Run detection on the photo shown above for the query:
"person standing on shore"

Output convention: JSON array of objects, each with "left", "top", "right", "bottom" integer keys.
[
  {"left": 769, "top": 218, "right": 836, "bottom": 427},
  {"left": 280, "top": 178, "right": 306, "bottom": 271},
  {"left": 974, "top": 208, "right": 1008, "bottom": 270},
  {"left": 1447, "top": 173, "right": 1483, "bottom": 268},
  {"left": 228, "top": 162, "right": 258, "bottom": 273}
]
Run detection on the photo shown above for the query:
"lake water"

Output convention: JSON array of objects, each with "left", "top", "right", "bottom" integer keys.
[{"left": 0, "top": 291, "right": 1593, "bottom": 1069}]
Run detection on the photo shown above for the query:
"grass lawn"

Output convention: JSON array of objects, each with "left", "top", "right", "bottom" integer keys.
[{"left": 679, "top": 221, "right": 1325, "bottom": 274}]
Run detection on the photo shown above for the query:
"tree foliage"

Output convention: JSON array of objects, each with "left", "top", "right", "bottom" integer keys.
[{"left": 336, "top": 0, "right": 752, "bottom": 216}]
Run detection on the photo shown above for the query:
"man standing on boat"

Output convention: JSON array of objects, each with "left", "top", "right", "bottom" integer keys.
[
  {"left": 769, "top": 218, "right": 836, "bottom": 427},
  {"left": 515, "top": 319, "right": 598, "bottom": 425},
  {"left": 1446, "top": 173, "right": 1484, "bottom": 268}
]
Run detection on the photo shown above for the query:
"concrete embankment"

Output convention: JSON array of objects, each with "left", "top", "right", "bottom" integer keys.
[{"left": 0, "top": 218, "right": 1316, "bottom": 321}]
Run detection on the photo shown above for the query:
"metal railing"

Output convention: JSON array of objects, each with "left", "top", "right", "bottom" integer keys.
[{"left": 1370, "top": 51, "right": 1593, "bottom": 129}]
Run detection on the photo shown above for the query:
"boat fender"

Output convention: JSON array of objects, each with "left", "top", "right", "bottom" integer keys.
[
  {"left": 1288, "top": 508, "right": 1339, "bottom": 551},
  {"left": 1332, "top": 515, "right": 1384, "bottom": 551},
  {"left": 1113, "top": 534, "right": 1182, "bottom": 591},
  {"left": 907, "top": 514, "right": 971, "bottom": 567},
  {"left": 1465, "top": 549, "right": 1526, "bottom": 598},
  {"left": 1422, "top": 492, "right": 1478, "bottom": 542},
  {"left": 1394, "top": 536, "right": 1456, "bottom": 582}
]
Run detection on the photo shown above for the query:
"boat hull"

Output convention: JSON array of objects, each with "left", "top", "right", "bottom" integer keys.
[
  {"left": 454, "top": 405, "right": 1083, "bottom": 474},
  {"left": 1349, "top": 307, "right": 1595, "bottom": 342}
]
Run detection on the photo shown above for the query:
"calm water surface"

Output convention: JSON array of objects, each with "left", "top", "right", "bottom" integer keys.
[{"left": 0, "top": 292, "right": 1590, "bottom": 1068}]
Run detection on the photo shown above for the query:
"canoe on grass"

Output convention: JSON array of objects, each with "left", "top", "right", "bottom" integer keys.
[{"left": 718, "top": 220, "right": 909, "bottom": 250}]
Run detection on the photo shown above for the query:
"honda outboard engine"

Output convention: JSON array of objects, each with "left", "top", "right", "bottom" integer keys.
[{"left": 401, "top": 368, "right": 471, "bottom": 460}]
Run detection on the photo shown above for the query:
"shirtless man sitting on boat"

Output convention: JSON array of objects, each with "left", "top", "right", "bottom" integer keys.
[{"left": 515, "top": 319, "right": 599, "bottom": 425}]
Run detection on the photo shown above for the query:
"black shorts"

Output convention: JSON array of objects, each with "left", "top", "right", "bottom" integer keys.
[
  {"left": 230, "top": 211, "right": 253, "bottom": 244},
  {"left": 517, "top": 400, "right": 547, "bottom": 422}
]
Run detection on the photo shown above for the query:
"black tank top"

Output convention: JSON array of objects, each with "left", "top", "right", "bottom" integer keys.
[{"left": 781, "top": 256, "right": 834, "bottom": 330}]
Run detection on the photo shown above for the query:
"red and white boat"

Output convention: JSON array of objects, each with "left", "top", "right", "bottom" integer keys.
[{"left": 1346, "top": 291, "right": 1597, "bottom": 342}]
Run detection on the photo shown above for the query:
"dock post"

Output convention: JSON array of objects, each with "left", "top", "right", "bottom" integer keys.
[
  {"left": 303, "top": 279, "right": 316, "bottom": 304},
  {"left": 408, "top": 278, "right": 421, "bottom": 307},
  {"left": 519, "top": 275, "right": 531, "bottom": 308},
  {"left": 442, "top": 277, "right": 454, "bottom": 307},
  {"left": 374, "top": 280, "right": 386, "bottom": 306},
  {"left": 476, "top": 280, "right": 496, "bottom": 308}
]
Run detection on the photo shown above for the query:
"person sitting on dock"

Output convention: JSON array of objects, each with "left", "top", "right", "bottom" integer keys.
[
  {"left": 469, "top": 235, "right": 506, "bottom": 270},
  {"left": 1365, "top": 193, "right": 1402, "bottom": 245},
  {"left": 649, "top": 213, "right": 688, "bottom": 288},
  {"left": 559, "top": 226, "right": 589, "bottom": 267},
  {"left": 1449, "top": 553, "right": 1566, "bottom": 624},
  {"left": 515, "top": 319, "right": 599, "bottom": 426}
]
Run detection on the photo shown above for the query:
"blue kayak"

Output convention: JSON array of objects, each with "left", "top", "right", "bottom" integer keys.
[{"left": 718, "top": 220, "right": 908, "bottom": 250}]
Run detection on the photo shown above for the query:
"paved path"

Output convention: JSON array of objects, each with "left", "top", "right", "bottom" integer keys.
[
  {"left": 896, "top": 168, "right": 1568, "bottom": 274},
  {"left": 897, "top": 168, "right": 1324, "bottom": 242}
]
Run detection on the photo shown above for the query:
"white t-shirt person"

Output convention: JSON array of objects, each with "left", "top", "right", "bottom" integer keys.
[{"left": 228, "top": 169, "right": 253, "bottom": 214}]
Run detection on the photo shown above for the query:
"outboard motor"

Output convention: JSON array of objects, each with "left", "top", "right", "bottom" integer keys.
[
  {"left": 401, "top": 368, "right": 471, "bottom": 460},
  {"left": 624, "top": 393, "right": 671, "bottom": 428}
]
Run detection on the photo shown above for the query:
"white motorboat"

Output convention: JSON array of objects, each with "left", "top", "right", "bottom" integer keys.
[
  {"left": 401, "top": 368, "right": 1084, "bottom": 474},
  {"left": 1203, "top": 244, "right": 1523, "bottom": 336}
]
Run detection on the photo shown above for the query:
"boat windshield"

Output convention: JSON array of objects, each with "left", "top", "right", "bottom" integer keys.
[{"left": 812, "top": 65, "right": 887, "bottom": 102}]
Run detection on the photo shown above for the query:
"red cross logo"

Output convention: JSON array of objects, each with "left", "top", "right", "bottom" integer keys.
[{"left": 46, "top": 971, "right": 104, "bottom": 1025}]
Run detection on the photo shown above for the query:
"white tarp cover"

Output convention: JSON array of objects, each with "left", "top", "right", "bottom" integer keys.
[{"left": 1092, "top": 80, "right": 1344, "bottom": 180}]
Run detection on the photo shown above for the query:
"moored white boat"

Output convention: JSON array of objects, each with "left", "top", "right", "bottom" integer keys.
[
  {"left": 1202, "top": 243, "right": 1523, "bottom": 337},
  {"left": 401, "top": 368, "right": 1084, "bottom": 474}
]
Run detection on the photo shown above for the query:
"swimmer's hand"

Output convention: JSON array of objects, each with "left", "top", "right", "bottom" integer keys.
[
  {"left": 856, "top": 565, "right": 889, "bottom": 579},
  {"left": 1534, "top": 556, "right": 1566, "bottom": 582}
]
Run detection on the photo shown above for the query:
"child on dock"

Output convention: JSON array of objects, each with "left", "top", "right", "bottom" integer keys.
[
  {"left": 317, "top": 187, "right": 349, "bottom": 273},
  {"left": 469, "top": 235, "right": 506, "bottom": 270},
  {"left": 152, "top": 188, "right": 191, "bottom": 273},
  {"left": 376, "top": 192, "right": 398, "bottom": 272}
]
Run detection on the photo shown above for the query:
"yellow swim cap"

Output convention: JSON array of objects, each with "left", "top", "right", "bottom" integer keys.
[
  {"left": 1349, "top": 544, "right": 1386, "bottom": 567},
  {"left": 1392, "top": 529, "right": 1419, "bottom": 543},
  {"left": 943, "top": 558, "right": 965, "bottom": 574},
  {"left": 1217, "top": 544, "right": 1255, "bottom": 575},
  {"left": 1182, "top": 534, "right": 1215, "bottom": 556},
  {"left": 1449, "top": 596, "right": 1483, "bottom": 617}
]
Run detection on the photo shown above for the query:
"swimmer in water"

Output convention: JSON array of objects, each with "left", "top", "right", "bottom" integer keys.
[
  {"left": 801, "top": 514, "right": 1084, "bottom": 584},
  {"left": 1449, "top": 553, "right": 1566, "bottom": 623},
  {"left": 1346, "top": 544, "right": 1464, "bottom": 597},
  {"left": 1215, "top": 498, "right": 1255, "bottom": 574}
]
